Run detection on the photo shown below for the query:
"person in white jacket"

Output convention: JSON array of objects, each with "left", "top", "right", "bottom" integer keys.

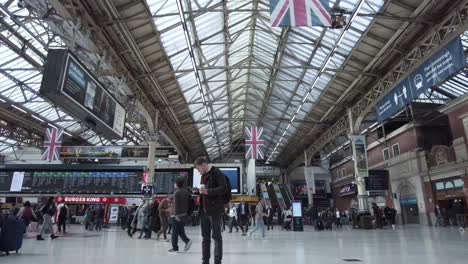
[{"left": 228, "top": 203, "right": 239, "bottom": 233}]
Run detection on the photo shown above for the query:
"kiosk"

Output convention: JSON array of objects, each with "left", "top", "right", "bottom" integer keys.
[{"left": 292, "top": 200, "right": 304, "bottom": 231}]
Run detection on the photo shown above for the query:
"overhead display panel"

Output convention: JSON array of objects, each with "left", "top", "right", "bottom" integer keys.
[
  {"left": 40, "top": 49, "right": 126, "bottom": 139},
  {"left": 0, "top": 171, "right": 10, "bottom": 192},
  {"left": 0, "top": 166, "right": 142, "bottom": 194},
  {"left": 153, "top": 170, "right": 191, "bottom": 194},
  {"left": 60, "top": 146, "right": 178, "bottom": 160},
  {"left": 376, "top": 37, "right": 466, "bottom": 122}
]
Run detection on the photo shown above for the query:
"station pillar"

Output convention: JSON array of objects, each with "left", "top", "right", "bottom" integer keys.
[{"left": 348, "top": 109, "right": 369, "bottom": 214}]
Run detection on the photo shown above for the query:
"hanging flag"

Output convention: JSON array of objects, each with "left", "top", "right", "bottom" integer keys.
[
  {"left": 270, "top": 0, "right": 332, "bottom": 27},
  {"left": 41, "top": 127, "right": 64, "bottom": 161},
  {"left": 245, "top": 127, "right": 265, "bottom": 160}
]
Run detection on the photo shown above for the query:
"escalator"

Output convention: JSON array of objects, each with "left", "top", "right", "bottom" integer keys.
[
  {"left": 271, "top": 183, "right": 288, "bottom": 210},
  {"left": 279, "top": 183, "right": 292, "bottom": 209},
  {"left": 266, "top": 183, "right": 278, "bottom": 208}
]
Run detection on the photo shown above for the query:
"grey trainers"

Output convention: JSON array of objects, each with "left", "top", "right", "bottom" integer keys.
[{"left": 184, "top": 240, "right": 192, "bottom": 252}]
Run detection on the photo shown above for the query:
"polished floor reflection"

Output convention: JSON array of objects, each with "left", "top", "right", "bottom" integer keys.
[{"left": 2, "top": 225, "right": 468, "bottom": 264}]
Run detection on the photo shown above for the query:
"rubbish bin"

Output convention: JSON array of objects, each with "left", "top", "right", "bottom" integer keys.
[{"left": 359, "top": 214, "right": 373, "bottom": 229}]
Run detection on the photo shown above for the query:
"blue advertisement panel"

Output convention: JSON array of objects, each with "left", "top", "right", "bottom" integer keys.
[{"left": 376, "top": 37, "right": 465, "bottom": 122}]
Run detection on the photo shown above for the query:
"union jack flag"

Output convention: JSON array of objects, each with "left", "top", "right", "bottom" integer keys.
[
  {"left": 245, "top": 127, "right": 265, "bottom": 160},
  {"left": 41, "top": 127, "right": 63, "bottom": 161},
  {"left": 270, "top": 0, "right": 332, "bottom": 27}
]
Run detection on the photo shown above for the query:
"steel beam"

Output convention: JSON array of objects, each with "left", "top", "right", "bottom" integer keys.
[{"left": 287, "top": 0, "right": 468, "bottom": 171}]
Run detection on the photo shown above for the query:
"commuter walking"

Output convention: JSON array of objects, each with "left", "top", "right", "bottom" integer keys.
[
  {"left": 383, "top": 205, "right": 397, "bottom": 230},
  {"left": 237, "top": 199, "right": 250, "bottom": 236},
  {"left": 132, "top": 202, "right": 147, "bottom": 239},
  {"left": 157, "top": 197, "right": 171, "bottom": 241},
  {"left": 335, "top": 209, "right": 342, "bottom": 229},
  {"left": 228, "top": 203, "right": 239, "bottom": 233},
  {"left": 453, "top": 199, "right": 466, "bottom": 232},
  {"left": 95, "top": 205, "right": 104, "bottom": 231},
  {"left": 266, "top": 206, "right": 274, "bottom": 230},
  {"left": 168, "top": 177, "right": 192, "bottom": 253},
  {"left": 372, "top": 203, "right": 383, "bottom": 229},
  {"left": 57, "top": 203, "right": 69, "bottom": 234},
  {"left": 434, "top": 204, "right": 444, "bottom": 227},
  {"left": 17, "top": 201, "right": 37, "bottom": 231},
  {"left": 127, "top": 204, "right": 137, "bottom": 237},
  {"left": 249, "top": 199, "right": 267, "bottom": 238},
  {"left": 196, "top": 157, "right": 230, "bottom": 264},
  {"left": 37, "top": 197, "right": 58, "bottom": 240}
]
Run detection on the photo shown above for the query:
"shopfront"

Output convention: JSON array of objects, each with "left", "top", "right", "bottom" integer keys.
[
  {"left": 432, "top": 177, "right": 466, "bottom": 225},
  {"left": 55, "top": 196, "right": 127, "bottom": 225},
  {"left": 334, "top": 183, "right": 358, "bottom": 211}
]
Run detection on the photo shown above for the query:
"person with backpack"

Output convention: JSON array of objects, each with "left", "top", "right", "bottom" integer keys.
[
  {"left": 57, "top": 203, "right": 69, "bottom": 234},
  {"left": 168, "top": 176, "right": 192, "bottom": 253},
  {"left": 17, "top": 201, "right": 37, "bottom": 231},
  {"left": 195, "top": 157, "right": 230, "bottom": 264},
  {"left": 37, "top": 197, "right": 58, "bottom": 240}
]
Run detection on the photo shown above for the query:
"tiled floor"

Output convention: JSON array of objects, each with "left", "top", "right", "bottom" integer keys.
[{"left": 2, "top": 225, "right": 468, "bottom": 264}]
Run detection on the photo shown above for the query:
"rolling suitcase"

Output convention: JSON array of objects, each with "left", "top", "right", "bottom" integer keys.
[{"left": 0, "top": 216, "right": 26, "bottom": 255}]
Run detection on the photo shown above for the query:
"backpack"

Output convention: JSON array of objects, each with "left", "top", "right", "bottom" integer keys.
[
  {"left": 187, "top": 195, "right": 195, "bottom": 216},
  {"left": 22, "top": 207, "right": 33, "bottom": 221},
  {"left": 59, "top": 206, "right": 68, "bottom": 217}
]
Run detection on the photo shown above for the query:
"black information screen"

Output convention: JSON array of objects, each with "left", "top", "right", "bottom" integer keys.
[
  {"left": 63, "top": 59, "right": 117, "bottom": 129},
  {"left": 0, "top": 171, "right": 10, "bottom": 192},
  {"left": 365, "top": 170, "right": 389, "bottom": 191},
  {"left": 0, "top": 170, "right": 142, "bottom": 194},
  {"left": 153, "top": 170, "right": 191, "bottom": 194}
]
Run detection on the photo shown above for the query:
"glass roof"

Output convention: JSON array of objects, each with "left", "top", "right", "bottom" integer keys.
[
  {"left": 147, "top": 0, "right": 385, "bottom": 160},
  {"left": 0, "top": 2, "right": 144, "bottom": 155}
]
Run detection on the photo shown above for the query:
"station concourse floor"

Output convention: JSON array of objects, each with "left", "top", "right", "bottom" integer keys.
[{"left": 2, "top": 225, "right": 468, "bottom": 264}]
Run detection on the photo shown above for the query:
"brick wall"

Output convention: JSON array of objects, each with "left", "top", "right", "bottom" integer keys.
[
  {"left": 330, "top": 160, "right": 353, "bottom": 181},
  {"left": 367, "top": 128, "right": 419, "bottom": 167},
  {"left": 447, "top": 104, "right": 468, "bottom": 141}
]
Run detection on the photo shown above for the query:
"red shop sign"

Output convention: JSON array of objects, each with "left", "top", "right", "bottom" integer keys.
[{"left": 55, "top": 196, "right": 126, "bottom": 204}]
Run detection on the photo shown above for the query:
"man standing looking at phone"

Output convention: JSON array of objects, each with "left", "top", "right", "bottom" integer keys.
[{"left": 195, "top": 157, "right": 229, "bottom": 264}]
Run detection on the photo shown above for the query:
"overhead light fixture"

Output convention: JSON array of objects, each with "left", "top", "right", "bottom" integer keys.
[{"left": 63, "top": 131, "right": 72, "bottom": 137}]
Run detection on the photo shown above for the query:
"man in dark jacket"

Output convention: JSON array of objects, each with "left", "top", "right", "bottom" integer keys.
[
  {"left": 453, "top": 199, "right": 466, "bottom": 232},
  {"left": 237, "top": 199, "right": 251, "bottom": 235},
  {"left": 196, "top": 157, "right": 229, "bottom": 264},
  {"left": 169, "top": 177, "right": 192, "bottom": 252}
]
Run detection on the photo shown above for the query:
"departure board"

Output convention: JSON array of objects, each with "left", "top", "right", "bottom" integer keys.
[
  {"left": 0, "top": 170, "right": 142, "bottom": 194},
  {"left": 0, "top": 171, "right": 10, "bottom": 192},
  {"left": 153, "top": 170, "right": 190, "bottom": 194}
]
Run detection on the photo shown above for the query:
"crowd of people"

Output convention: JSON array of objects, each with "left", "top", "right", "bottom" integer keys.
[{"left": 1, "top": 156, "right": 466, "bottom": 262}]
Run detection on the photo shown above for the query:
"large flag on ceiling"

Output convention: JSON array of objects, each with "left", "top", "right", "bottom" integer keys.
[
  {"left": 41, "top": 127, "right": 63, "bottom": 161},
  {"left": 270, "top": 0, "right": 332, "bottom": 27},
  {"left": 245, "top": 127, "right": 265, "bottom": 160}
]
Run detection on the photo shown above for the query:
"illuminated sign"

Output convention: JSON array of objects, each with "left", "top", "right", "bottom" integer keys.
[{"left": 55, "top": 196, "right": 126, "bottom": 204}]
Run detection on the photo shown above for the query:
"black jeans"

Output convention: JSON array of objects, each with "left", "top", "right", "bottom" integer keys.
[
  {"left": 57, "top": 218, "right": 66, "bottom": 233},
  {"left": 229, "top": 217, "right": 239, "bottom": 232},
  {"left": 171, "top": 217, "right": 190, "bottom": 251},
  {"left": 267, "top": 217, "right": 274, "bottom": 230},
  {"left": 239, "top": 215, "right": 249, "bottom": 233},
  {"left": 201, "top": 213, "right": 223, "bottom": 264}
]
